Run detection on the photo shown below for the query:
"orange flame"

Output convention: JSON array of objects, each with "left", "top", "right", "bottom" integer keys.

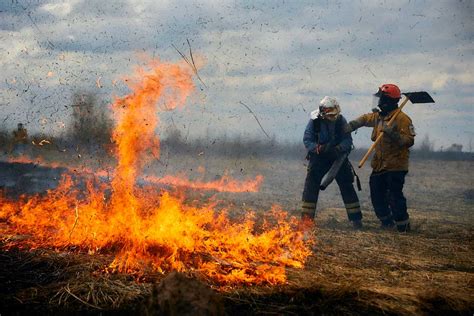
[
  {"left": 143, "top": 173, "right": 264, "bottom": 193},
  {"left": 0, "top": 59, "right": 312, "bottom": 285},
  {"left": 6, "top": 155, "right": 63, "bottom": 169},
  {"left": 3, "top": 156, "right": 263, "bottom": 193}
]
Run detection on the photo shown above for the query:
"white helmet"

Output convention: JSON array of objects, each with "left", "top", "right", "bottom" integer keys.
[{"left": 310, "top": 96, "right": 341, "bottom": 121}]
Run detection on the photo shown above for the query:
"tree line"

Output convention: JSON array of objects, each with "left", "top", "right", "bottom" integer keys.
[{"left": 0, "top": 92, "right": 471, "bottom": 162}]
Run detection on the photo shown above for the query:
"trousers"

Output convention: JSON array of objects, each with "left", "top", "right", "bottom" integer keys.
[
  {"left": 302, "top": 153, "right": 361, "bottom": 222},
  {"left": 369, "top": 171, "right": 410, "bottom": 229}
]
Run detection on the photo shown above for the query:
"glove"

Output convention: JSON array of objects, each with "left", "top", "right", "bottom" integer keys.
[
  {"left": 332, "top": 144, "right": 343, "bottom": 155},
  {"left": 343, "top": 122, "right": 354, "bottom": 133},
  {"left": 382, "top": 122, "right": 400, "bottom": 141},
  {"left": 315, "top": 144, "right": 332, "bottom": 155},
  {"left": 343, "top": 121, "right": 360, "bottom": 134},
  {"left": 325, "top": 144, "right": 343, "bottom": 157}
]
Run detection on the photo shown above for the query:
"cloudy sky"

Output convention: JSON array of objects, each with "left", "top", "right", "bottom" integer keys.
[{"left": 1, "top": 0, "right": 473, "bottom": 150}]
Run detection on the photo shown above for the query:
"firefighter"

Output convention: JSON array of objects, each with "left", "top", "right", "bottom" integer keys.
[
  {"left": 302, "top": 96, "right": 362, "bottom": 229},
  {"left": 344, "top": 84, "right": 415, "bottom": 232},
  {"left": 11, "top": 123, "right": 28, "bottom": 155}
]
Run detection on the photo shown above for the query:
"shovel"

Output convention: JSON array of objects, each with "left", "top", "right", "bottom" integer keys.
[
  {"left": 320, "top": 152, "right": 348, "bottom": 190},
  {"left": 358, "top": 91, "right": 435, "bottom": 168}
]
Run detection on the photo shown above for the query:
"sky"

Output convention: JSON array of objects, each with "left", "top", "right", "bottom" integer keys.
[{"left": 0, "top": 0, "right": 473, "bottom": 151}]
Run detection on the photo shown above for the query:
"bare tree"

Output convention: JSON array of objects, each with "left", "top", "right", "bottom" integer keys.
[
  {"left": 446, "top": 143, "right": 463, "bottom": 152},
  {"left": 69, "top": 91, "right": 113, "bottom": 147},
  {"left": 419, "top": 134, "right": 435, "bottom": 153}
]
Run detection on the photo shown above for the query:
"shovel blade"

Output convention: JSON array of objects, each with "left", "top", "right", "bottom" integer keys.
[{"left": 403, "top": 91, "right": 435, "bottom": 104}]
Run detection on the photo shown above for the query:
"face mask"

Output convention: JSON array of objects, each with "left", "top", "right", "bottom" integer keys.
[
  {"left": 319, "top": 106, "right": 340, "bottom": 121},
  {"left": 324, "top": 113, "right": 339, "bottom": 122},
  {"left": 376, "top": 95, "right": 398, "bottom": 115}
]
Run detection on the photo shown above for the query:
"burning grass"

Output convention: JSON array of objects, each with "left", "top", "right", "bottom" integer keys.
[
  {"left": 0, "top": 57, "right": 472, "bottom": 314},
  {"left": 1, "top": 208, "right": 472, "bottom": 315},
  {"left": 0, "top": 157, "right": 473, "bottom": 314},
  {"left": 0, "top": 171, "right": 310, "bottom": 285},
  {"left": 0, "top": 59, "right": 312, "bottom": 286}
]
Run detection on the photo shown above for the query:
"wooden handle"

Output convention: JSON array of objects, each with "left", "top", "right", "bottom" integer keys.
[{"left": 358, "top": 96, "right": 410, "bottom": 168}]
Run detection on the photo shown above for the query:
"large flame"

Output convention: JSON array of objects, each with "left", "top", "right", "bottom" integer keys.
[{"left": 0, "top": 59, "right": 312, "bottom": 284}]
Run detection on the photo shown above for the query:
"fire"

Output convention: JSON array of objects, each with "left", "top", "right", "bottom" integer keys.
[
  {"left": 31, "top": 139, "right": 51, "bottom": 146},
  {"left": 4, "top": 155, "right": 263, "bottom": 193},
  {"left": 6, "top": 155, "right": 63, "bottom": 169},
  {"left": 0, "top": 59, "right": 312, "bottom": 285},
  {"left": 143, "top": 173, "right": 264, "bottom": 193}
]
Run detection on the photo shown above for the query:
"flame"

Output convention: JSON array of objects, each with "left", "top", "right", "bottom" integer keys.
[
  {"left": 31, "top": 139, "right": 51, "bottom": 146},
  {"left": 3, "top": 155, "right": 262, "bottom": 193},
  {"left": 143, "top": 173, "right": 264, "bottom": 193},
  {"left": 0, "top": 59, "right": 311, "bottom": 285},
  {"left": 96, "top": 76, "right": 102, "bottom": 88},
  {"left": 6, "top": 155, "right": 63, "bottom": 169}
]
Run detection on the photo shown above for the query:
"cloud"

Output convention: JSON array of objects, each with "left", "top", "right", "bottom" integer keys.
[
  {"left": 39, "top": 0, "right": 81, "bottom": 17},
  {"left": 0, "top": 0, "right": 472, "bottom": 150}
]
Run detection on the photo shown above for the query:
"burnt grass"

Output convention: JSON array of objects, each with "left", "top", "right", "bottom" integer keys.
[{"left": 0, "top": 155, "right": 473, "bottom": 315}]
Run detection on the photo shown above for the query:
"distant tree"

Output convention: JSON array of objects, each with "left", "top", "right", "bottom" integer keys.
[
  {"left": 446, "top": 143, "right": 463, "bottom": 152},
  {"left": 165, "top": 126, "right": 184, "bottom": 144},
  {"left": 418, "top": 134, "right": 435, "bottom": 153},
  {"left": 69, "top": 91, "right": 113, "bottom": 147},
  {"left": 0, "top": 129, "right": 9, "bottom": 149}
]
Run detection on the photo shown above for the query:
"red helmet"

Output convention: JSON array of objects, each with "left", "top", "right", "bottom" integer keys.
[{"left": 375, "top": 83, "right": 401, "bottom": 99}]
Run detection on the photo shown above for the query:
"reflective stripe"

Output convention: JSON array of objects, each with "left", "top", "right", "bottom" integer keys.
[
  {"left": 302, "top": 202, "right": 316, "bottom": 209},
  {"left": 395, "top": 218, "right": 410, "bottom": 226},
  {"left": 344, "top": 202, "right": 360, "bottom": 209},
  {"left": 346, "top": 207, "right": 361, "bottom": 214}
]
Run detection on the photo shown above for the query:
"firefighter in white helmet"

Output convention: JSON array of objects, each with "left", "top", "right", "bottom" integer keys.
[{"left": 301, "top": 96, "right": 362, "bottom": 229}]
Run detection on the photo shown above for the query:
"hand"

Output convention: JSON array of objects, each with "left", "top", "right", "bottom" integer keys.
[
  {"left": 315, "top": 144, "right": 331, "bottom": 155},
  {"left": 382, "top": 122, "right": 399, "bottom": 139},
  {"left": 313, "top": 145, "right": 322, "bottom": 154},
  {"left": 332, "top": 145, "right": 343, "bottom": 155},
  {"left": 343, "top": 122, "right": 356, "bottom": 133},
  {"left": 325, "top": 144, "right": 343, "bottom": 156}
]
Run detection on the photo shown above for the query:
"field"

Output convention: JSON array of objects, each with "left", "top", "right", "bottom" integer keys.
[{"left": 1, "top": 151, "right": 473, "bottom": 315}]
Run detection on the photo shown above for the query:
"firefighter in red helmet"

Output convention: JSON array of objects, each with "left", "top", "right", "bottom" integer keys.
[{"left": 344, "top": 84, "right": 415, "bottom": 232}]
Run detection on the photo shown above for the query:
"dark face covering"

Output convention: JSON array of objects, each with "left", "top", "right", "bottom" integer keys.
[{"left": 377, "top": 95, "right": 399, "bottom": 116}]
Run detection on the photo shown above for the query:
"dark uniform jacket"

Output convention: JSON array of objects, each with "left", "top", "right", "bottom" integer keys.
[
  {"left": 303, "top": 115, "right": 352, "bottom": 155},
  {"left": 349, "top": 110, "right": 415, "bottom": 172}
]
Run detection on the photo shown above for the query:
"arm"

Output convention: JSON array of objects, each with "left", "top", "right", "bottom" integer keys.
[
  {"left": 383, "top": 116, "right": 415, "bottom": 148},
  {"left": 303, "top": 119, "right": 317, "bottom": 152},
  {"left": 344, "top": 112, "right": 378, "bottom": 133},
  {"left": 336, "top": 116, "right": 353, "bottom": 153}
]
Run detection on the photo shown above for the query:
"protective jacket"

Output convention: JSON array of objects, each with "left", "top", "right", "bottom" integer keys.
[
  {"left": 349, "top": 110, "right": 415, "bottom": 172},
  {"left": 302, "top": 115, "right": 361, "bottom": 223},
  {"left": 303, "top": 115, "right": 352, "bottom": 154}
]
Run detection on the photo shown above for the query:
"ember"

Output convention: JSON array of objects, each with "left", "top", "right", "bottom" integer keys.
[{"left": 0, "top": 59, "right": 311, "bottom": 285}]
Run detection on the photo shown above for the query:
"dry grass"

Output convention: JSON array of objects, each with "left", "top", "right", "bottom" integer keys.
[
  {"left": 217, "top": 207, "right": 473, "bottom": 315},
  {"left": 0, "top": 155, "right": 473, "bottom": 315}
]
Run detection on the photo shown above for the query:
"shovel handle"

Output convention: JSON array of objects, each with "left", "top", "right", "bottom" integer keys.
[{"left": 358, "top": 96, "right": 410, "bottom": 168}]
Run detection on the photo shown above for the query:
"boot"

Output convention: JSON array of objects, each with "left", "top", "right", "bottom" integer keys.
[
  {"left": 397, "top": 223, "right": 411, "bottom": 233},
  {"left": 352, "top": 220, "right": 363, "bottom": 230},
  {"left": 380, "top": 219, "right": 395, "bottom": 230}
]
